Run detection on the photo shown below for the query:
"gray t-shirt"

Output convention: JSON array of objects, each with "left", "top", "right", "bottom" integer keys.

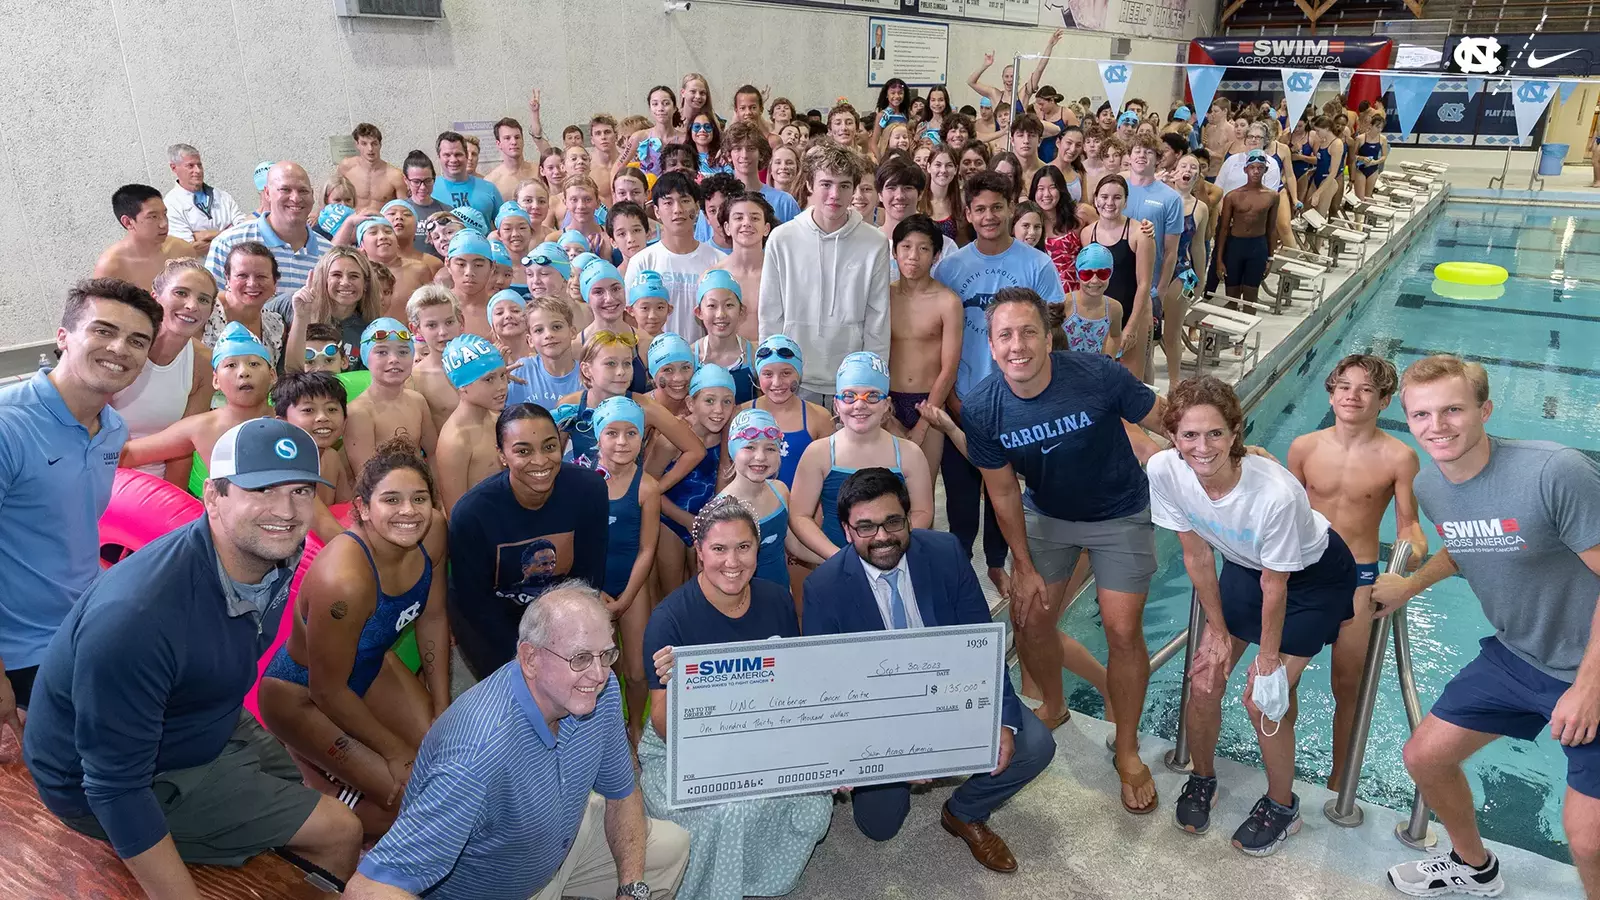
[{"left": 1414, "top": 437, "right": 1600, "bottom": 681}]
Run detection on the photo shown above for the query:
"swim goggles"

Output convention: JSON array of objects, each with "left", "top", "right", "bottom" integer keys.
[
  {"left": 731, "top": 424, "right": 782, "bottom": 442},
  {"left": 835, "top": 390, "right": 888, "bottom": 405},
  {"left": 590, "top": 330, "right": 638, "bottom": 348},
  {"left": 366, "top": 328, "right": 412, "bottom": 343},
  {"left": 304, "top": 343, "right": 341, "bottom": 361},
  {"left": 755, "top": 345, "right": 799, "bottom": 362},
  {"left": 551, "top": 403, "right": 595, "bottom": 433}
]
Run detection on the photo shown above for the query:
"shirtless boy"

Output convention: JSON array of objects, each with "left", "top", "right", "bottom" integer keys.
[
  {"left": 273, "top": 369, "right": 355, "bottom": 540},
  {"left": 345, "top": 317, "right": 438, "bottom": 473},
  {"left": 709, "top": 192, "right": 773, "bottom": 342},
  {"left": 337, "top": 123, "right": 406, "bottom": 212},
  {"left": 357, "top": 217, "right": 431, "bottom": 307},
  {"left": 1288, "top": 354, "right": 1428, "bottom": 791},
  {"left": 445, "top": 231, "right": 496, "bottom": 338},
  {"left": 1214, "top": 150, "right": 1280, "bottom": 310},
  {"left": 120, "top": 321, "right": 273, "bottom": 474},
  {"left": 95, "top": 184, "right": 198, "bottom": 290},
  {"left": 434, "top": 333, "right": 510, "bottom": 514},
  {"left": 485, "top": 117, "right": 542, "bottom": 200},
  {"left": 886, "top": 215, "right": 962, "bottom": 475},
  {"left": 406, "top": 285, "right": 465, "bottom": 432}
]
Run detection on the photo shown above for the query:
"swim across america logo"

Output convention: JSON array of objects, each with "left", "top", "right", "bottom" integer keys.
[
  {"left": 683, "top": 656, "right": 777, "bottom": 690},
  {"left": 1436, "top": 517, "right": 1526, "bottom": 551}
]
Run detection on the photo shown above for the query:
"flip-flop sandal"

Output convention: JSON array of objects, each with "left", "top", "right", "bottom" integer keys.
[
  {"left": 1116, "top": 758, "right": 1160, "bottom": 816},
  {"left": 1034, "top": 707, "right": 1072, "bottom": 730}
]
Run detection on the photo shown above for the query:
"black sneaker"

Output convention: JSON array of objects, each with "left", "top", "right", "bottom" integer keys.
[
  {"left": 1231, "top": 793, "right": 1302, "bottom": 856},
  {"left": 1174, "top": 774, "right": 1217, "bottom": 835}
]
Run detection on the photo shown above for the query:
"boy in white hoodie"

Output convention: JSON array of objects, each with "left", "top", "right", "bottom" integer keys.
[{"left": 758, "top": 144, "right": 891, "bottom": 405}]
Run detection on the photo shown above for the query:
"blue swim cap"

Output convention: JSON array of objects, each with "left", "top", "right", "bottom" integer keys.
[
  {"left": 253, "top": 161, "right": 273, "bottom": 192},
  {"left": 697, "top": 269, "right": 742, "bottom": 304},
  {"left": 689, "top": 363, "right": 736, "bottom": 397},
  {"left": 835, "top": 350, "right": 890, "bottom": 394},
  {"left": 570, "top": 252, "right": 601, "bottom": 275},
  {"left": 495, "top": 201, "right": 531, "bottom": 229},
  {"left": 592, "top": 396, "right": 646, "bottom": 437},
  {"left": 978, "top": 96, "right": 993, "bottom": 109},
  {"left": 381, "top": 198, "right": 411, "bottom": 215},
  {"left": 487, "top": 289, "right": 526, "bottom": 326},
  {"left": 647, "top": 332, "right": 695, "bottom": 377},
  {"left": 354, "top": 217, "right": 391, "bottom": 246},
  {"left": 522, "top": 242, "right": 572, "bottom": 278},
  {"left": 728, "top": 408, "right": 780, "bottom": 456},
  {"left": 628, "top": 270, "right": 671, "bottom": 307},
  {"left": 488, "top": 239, "right": 513, "bottom": 268},
  {"left": 452, "top": 206, "right": 490, "bottom": 235},
  {"left": 559, "top": 229, "right": 591, "bottom": 251},
  {"left": 1075, "top": 242, "right": 1114, "bottom": 272},
  {"left": 1173, "top": 106, "right": 1192, "bottom": 121},
  {"left": 1118, "top": 111, "right": 1141, "bottom": 127},
  {"left": 448, "top": 230, "right": 493, "bottom": 261},
  {"left": 580, "top": 258, "right": 624, "bottom": 300},
  {"left": 1244, "top": 149, "right": 1270, "bottom": 166},
  {"left": 442, "top": 334, "right": 506, "bottom": 389},
  {"left": 212, "top": 321, "right": 272, "bottom": 368},
  {"left": 317, "top": 204, "right": 355, "bottom": 237},
  {"left": 754, "top": 334, "right": 803, "bottom": 378},
  {"left": 360, "top": 317, "right": 413, "bottom": 367}
]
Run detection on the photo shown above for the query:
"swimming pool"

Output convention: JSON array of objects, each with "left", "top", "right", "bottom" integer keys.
[{"left": 1055, "top": 200, "right": 1600, "bottom": 864}]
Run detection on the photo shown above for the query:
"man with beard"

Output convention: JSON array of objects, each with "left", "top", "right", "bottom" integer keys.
[{"left": 802, "top": 468, "right": 1055, "bottom": 873}]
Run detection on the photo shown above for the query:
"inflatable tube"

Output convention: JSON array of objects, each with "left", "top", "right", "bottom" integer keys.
[
  {"left": 337, "top": 369, "right": 372, "bottom": 401},
  {"left": 1434, "top": 261, "right": 1508, "bottom": 286},
  {"left": 1431, "top": 278, "right": 1506, "bottom": 303},
  {"left": 186, "top": 452, "right": 209, "bottom": 498},
  {"left": 244, "top": 530, "right": 325, "bottom": 723},
  {"left": 99, "top": 469, "right": 204, "bottom": 566}
]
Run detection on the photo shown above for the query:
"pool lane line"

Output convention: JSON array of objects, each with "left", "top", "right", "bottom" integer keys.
[
  {"left": 1394, "top": 344, "right": 1600, "bottom": 380},
  {"left": 1394, "top": 293, "right": 1600, "bottom": 323}
]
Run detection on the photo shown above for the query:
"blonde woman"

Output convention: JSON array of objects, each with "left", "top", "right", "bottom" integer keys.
[{"left": 278, "top": 247, "right": 383, "bottom": 372}]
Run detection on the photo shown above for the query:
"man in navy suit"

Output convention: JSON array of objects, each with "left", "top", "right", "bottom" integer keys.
[{"left": 803, "top": 468, "right": 1056, "bottom": 873}]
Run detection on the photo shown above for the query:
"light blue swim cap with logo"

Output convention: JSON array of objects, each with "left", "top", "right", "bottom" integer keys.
[
  {"left": 487, "top": 289, "right": 527, "bottom": 326},
  {"left": 441, "top": 334, "right": 506, "bottom": 389},
  {"left": 696, "top": 269, "right": 742, "bottom": 304},
  {"left": 212, "top": 321, "right": 272, "bottom": 368},
  {"left": 317, "top": 204, "right": 355, "bottom": 237},
  {"left": 647, "top": 332, "right": 695, "bottom": 377},
  {"left": 689, "top": 363, "right": 736, "bottom": 397},
  {"left": 522, "top": 242, "right": 572, "bottom": 278},
  {"left": 728, "top": 408, "right": 781, "bottom": 456},
  {"left": 452, "top": 206, "right": 490, "bottom": 235},
  {"left": 580, "top": 258, "right": 624, "bottom": 300},
  {"left": 448, "top": 231, "right": 493, "bottom": 261},
  {"left": 835, "top": 350, "right": 890, "bottom": 394},
  {"left": 1075, "top": 242, "right": 1114, "bottom": 272},
  {"left": 495, "top": 201, "right": 532, "bottom": 229},
  {"left": 488, "top": 239, "right": 514, "bottom": 268},
  {"left": 360, "top": 317, "right": 413, "bottom": 367},
  {"left": 254, "top": 161, "right": 274, "bottom": 192},
  {"left": 592, "top": 396, "right": 646, "bottom": 436},
  {"left": 559, "top": 229, "right": 591, "bottom": 251},
  {"left": 754, "top": 334, "right": 803, "bottom": 378},
  {"left": 629, "top": 270, "right": 670, "bottom": 307}
]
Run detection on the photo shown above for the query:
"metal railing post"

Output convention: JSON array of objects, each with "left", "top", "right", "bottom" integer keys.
[
  {"left": 1325, "top": 540, "right": 1412, "bottom": 827},
  {"left": 1392, "top": 609, "right": 1438, "bottom": 849},
  {"left": 1164, "top": 591, "right": 1205, "bottom": 773}
]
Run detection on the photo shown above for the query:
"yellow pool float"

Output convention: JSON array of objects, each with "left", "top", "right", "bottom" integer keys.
[
  {"left": 1431, "top": 278, "right": 1505, "bottom": 302},
  {"left": 1434, "top": 262, "right": 1508, "bottom": 286}
]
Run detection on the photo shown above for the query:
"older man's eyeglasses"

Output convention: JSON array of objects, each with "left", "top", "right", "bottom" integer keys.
[{"left": 542, "top": 645, "right": 621, "bottom": 672}]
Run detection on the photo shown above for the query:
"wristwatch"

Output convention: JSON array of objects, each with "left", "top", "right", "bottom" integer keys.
[{"left": 617, "top": 881, "right": 651, "bottom": 900}]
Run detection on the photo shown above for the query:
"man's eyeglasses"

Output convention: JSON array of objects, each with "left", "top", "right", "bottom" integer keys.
[
  {"left": 305, "top": 343, "right": 340, "bottom": 361},
  {"left": 835, "top": 390, "right": 887, "bottom": 405},
  {"left": 732, "top": 425, "right": 782, "bottom": 442},
  {"left": 850, "top": 514, "right": 908, "bottom": 538},
  {"left": 755, "top": 345, "right": 799, "bottom": 362},
  {"left": 1078, "top": 268, "right": 1112, "bottom": 282},
  {"left": 541, "top": 644, "right": 621, "bottom": 672},
  {"left": 366, "top": 328, "right": 412, "bottom": 343}
]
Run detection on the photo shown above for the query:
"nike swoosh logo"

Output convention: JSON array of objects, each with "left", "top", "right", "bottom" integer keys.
[
  {"left": 47, "top": 457, "right": 62, "bottom": 465},
  {"left": 1041, "top": 443, "right": 1062, "bottom": 455},
  {"left": 1529, "top": 49, "right": 1580, "bottom": 69}
]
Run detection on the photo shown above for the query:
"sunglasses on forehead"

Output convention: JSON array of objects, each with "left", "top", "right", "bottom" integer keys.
[{"left": 591, "top": 330, "right": 638, "bottom": 348}]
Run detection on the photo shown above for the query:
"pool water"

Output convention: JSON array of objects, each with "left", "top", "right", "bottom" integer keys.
[{"left": 1055, "top": 201, "right": 1600, "bottom": 864}]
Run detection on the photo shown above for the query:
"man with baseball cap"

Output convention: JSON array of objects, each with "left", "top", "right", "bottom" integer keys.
[{"left": 24, "top": 419, "right": 363, "bottom": 895}]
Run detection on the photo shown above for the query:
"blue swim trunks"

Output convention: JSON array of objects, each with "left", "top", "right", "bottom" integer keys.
[{"left": 1355, "top": 562, "right": 1380, "bottom": 586}]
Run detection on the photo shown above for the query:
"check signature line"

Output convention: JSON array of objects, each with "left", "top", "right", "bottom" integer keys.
[
  {"left": 848, "top": 744, "right": 991, "bottom": 763},
  {"left": 683, "top": 761, "right": 828, "bottom": 781},
  {"left": 685, "top": 688, "right": 930, "bottom": 719},
  {"left": 681, "top": 707, "right": 962, "bottom": 738},
  {"left": 867, "top": 669, "right": 951, "bottom": 677}
]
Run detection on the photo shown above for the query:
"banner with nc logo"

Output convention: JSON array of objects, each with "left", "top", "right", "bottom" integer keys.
[
  {"left": 1098, "top": 61, "right": 1131, "bottom": 114},
  {"left": 1391, "top": 74, "right": 1440, "bottom": 138},
  {"left": 1186, "top": 65, "right": 1225, "bottom": 125},
  {"left": 1511, "top": 79, "right": 1554, "bottom": 138},
  {"left": 1280, "top": 68, "right": 1323, "bottom": 130}
]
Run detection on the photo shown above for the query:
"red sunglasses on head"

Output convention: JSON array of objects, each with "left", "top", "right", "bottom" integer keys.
[{"left": 1078, "top": 268, "right": 1112, "bottom": 282}]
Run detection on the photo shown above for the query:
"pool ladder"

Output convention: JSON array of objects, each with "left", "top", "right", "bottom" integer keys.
[{"left": 1158, "top": 540, "right": 1436, "bottom": 849}]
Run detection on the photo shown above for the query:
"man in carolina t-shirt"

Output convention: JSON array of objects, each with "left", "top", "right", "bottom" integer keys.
[
  {"left": 1376, "top": 355, "right": 1600, "bottom": 898},
  {"left": 962, "top": 288, "right": 1166, "bottom": 816}
]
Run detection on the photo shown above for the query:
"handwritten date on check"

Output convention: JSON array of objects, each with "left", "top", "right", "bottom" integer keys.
[{"left": 666, "top": 623, "right": 1007, "bottom": 809}]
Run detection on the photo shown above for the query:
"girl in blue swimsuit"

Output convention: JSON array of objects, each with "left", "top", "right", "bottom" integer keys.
[
  {"left": 718, "top": 408, "right": 811, "bottom": 605},
  {"left": 691, "top": 270, "right": 758, "bottom": 405},
  {"left": 1352, "top": 112, "right": 1388, "bottom": 201},
  {"left": 594, "top": 396, "right": 661, "bottom": 745},
  {"left": 788, "top": 352, "right": 934, "bottom": 558},
  {"left": 257, "top": 440, "right": 450, "bottom": 833},
  {"left": 555, "top": 332, "right": 706, "bottom": 477},
  {"left": 654, "top": 364, "right": 736, "bottom": 598},
  {"left": 749, "top": 334, "right": 833, "bottom": 487}
]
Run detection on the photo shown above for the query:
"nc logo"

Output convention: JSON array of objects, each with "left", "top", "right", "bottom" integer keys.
[
  {"left": 1103, "top": 65, "right": 1128, "bottom": 84},
  {"left": 1452, "top": 36, "right": 1502, "bottom": 75},
  {"left": 1286, "top": 72, "right": 1314, "bottom": 93},
  {"left": 1517, "top": 81, "right": 1549, "bottom": 103},
  {"left": 1438, "top": 102, "right": 1466, "bottom": 123}
]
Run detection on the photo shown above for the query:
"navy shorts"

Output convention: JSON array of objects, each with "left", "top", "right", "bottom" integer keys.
[
  {"left": 1431, "top": 636, "right": 1600, "bottom": 799},
  {"left": 1223, "top": 234, "right": 1271, "bottom": 288},
  {"left": 890, "top": 391, "right": 928, "bottom": 430},
  {"left": 1219, "top": 529, "right": 1357, "bottom": 658}
]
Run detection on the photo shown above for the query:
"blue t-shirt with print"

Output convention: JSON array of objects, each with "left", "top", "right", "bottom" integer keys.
[
  {"left": 1124, "top": 179, "right": 1184, "bottom": 295},
  {"left": 933, "top": 239, "right": 1064, "bottom": 399},
  {"left": 431, "top": 176, "right": 504, "bottom": 225},
  {"left": 964, "top": 351, "right": 1157, "bottom": 523},
  {"left": 505, "top": 356, "right": 583, "bottom": 411}
]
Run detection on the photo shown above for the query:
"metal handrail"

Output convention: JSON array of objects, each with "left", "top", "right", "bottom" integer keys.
[
  {"left": 1164, "top": 590, "right": 1206, "bottom": 773},
  {"left": 1321, "top": 540, "right": 1437, "bottom": 848}
]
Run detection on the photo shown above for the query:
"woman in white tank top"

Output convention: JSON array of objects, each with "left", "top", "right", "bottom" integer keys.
[{"left": 112, "top": 259, "right": 217, "bottom": 483}]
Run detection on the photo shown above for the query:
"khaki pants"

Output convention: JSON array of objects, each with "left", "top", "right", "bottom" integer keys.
[{"left": 532, "top": 794, "right": 690, "bottom": 900}]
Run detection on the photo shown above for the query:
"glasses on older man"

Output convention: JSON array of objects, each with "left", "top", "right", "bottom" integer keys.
[{"left": 541, "top": 644, "right": 622, "bottom": 672}]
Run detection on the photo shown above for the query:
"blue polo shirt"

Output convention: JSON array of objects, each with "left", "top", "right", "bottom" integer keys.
[
  {"left": 0, "top": 370, "right": 125, "bottom": 670},
  {"left": 1124, "top": 179, "right": 1185, "bottom": 295},
  {"left": 357, "top": 664, "right": 634, "bottom": 899},
  {"left": 432, "top": 176, "right": 504, "bottom": 226},
  {"left": 203, "top": 215, "right": 332, "bottom": 292}
]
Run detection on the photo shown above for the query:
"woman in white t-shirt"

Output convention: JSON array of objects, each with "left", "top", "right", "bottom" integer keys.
[{"left": 1147, "top": 376, "right": 1356, "bottom": 858}]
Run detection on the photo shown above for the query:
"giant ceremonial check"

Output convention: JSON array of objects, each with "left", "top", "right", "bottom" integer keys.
[{"left": 666, "top": 623, "right": 1007, "bottom": 809}]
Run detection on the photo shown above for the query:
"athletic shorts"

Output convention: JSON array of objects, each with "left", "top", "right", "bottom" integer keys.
[
  {"left": 1355, "top": 562, "right": 1380, "bottom": 586},
  {"left": 1023, "top": 505, "right": 1158, "bottom": 595},
  {"left": 8, "top": 665, "right": 38, "bottom": 709},
  {"left": 1431, "top": 636, "right": 1600, "bottom": 799},
  {"left": 890, "top": 391, "right": 928, "bottom": 430},
  {"left": 1218, "top": 528, "right": 1357, "bottom": 658},
  {"left": 1223, "top": 234, "right": 1271, "bottom": 289},
  {"left": 60, "top": 711, "right": 321, "bottom": 866}
]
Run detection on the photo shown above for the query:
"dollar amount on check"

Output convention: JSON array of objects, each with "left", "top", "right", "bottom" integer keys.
[{"left": 666, "top": 623, "right": 1006, "bottom": 809}]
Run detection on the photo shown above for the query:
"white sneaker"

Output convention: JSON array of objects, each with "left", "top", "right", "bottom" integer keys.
[{"left": 1387, "top": 852, "right": 1505, "bottom": 897}]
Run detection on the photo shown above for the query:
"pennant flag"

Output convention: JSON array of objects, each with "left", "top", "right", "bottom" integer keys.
[
  {"left": 1559, "top": 80, "right": 1579, "bottom": 104},
  {"left": 1281, "top": 68, "right": 1324, "bottom": 129},
  {"left": 1186, "top": 65, "right": 1226, "bottom": 125},
  {"left": 1511, "top": 79, "right": 1555, "bottom": 138},
  {"left": 1098, "top": 61, "right": 1132, "bottom": 114},
  {"left": 1465, "top": 77, "right": 1483, "bottom": 101},
  {"left": 1380, "top": 72, "right": 1395, "bottom": 95},
  {"left": 1338, "top": 68, "right": 1354, "bottom": 94},
  {"left": 1391, "top": 74, "right": 1440, "bottom": 138}
]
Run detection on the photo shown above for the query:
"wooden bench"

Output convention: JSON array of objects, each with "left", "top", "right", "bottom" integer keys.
[
  {"left": 1183, "top": 297, "right": 1261, "bottom": 376},
  {"left": 0, "top": 734, "right": 333, "bottom": 900}
]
